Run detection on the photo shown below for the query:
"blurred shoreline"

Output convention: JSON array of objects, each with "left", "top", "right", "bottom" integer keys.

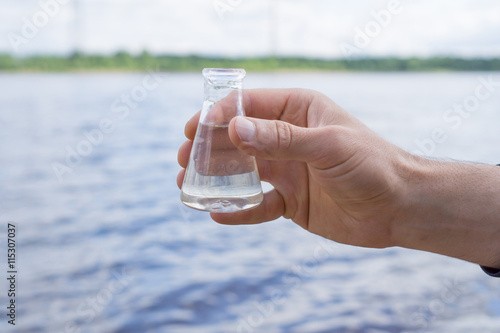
[{"left": 1, "top": 52, "right": 500, "bottom": 72}]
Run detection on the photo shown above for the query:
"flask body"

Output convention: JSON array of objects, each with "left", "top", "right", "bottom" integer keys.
[{"left": 181, "top": 69, "right": 263, "bottom": 212}]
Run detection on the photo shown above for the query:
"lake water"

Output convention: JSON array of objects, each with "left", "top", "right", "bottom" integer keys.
[{"left": 1, "top": 72, "right": 500, "bottom": 333}]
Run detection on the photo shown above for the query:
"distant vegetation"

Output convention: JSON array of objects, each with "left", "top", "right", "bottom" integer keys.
[{"left": 1, "top": 51, "right": 500, "bottom": 72}]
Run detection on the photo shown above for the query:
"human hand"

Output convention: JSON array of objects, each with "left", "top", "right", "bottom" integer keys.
[{"left": 177, "top": 89, "right": 413, "bottom": 249}]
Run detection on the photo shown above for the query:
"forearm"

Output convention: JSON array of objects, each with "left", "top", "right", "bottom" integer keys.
[{"left": 394, "top": 157, "right": 500, "bottom": 268}]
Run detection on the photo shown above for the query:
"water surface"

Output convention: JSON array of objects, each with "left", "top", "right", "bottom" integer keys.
[{"left": 1, "top": 72, "right": 500, "bottom": 332}]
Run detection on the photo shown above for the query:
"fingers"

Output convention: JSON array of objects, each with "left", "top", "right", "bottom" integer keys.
[
  {"left": 241, "top": 89, "right": 313, "bottom": 123},
  {"left": 176, "top": 168, "right": 185, "bottom": 189},
  {"left": 185, "top": 89, "right": 316, "bottom": 140},
  {"left": 228, "top": 116, "right": 330, "bottom": 165},
  {"left": 211, "top": 189, "right": 285, "bottom": 225},
  {"left": 184, "top": 111, "right": 201, "bottom": 140},
  {"left": 177, "top": 140, "right": 193, "bottom": 168}
]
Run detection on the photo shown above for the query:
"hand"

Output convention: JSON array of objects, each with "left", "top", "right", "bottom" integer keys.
[
  {"left": 178, "top": 89, "right": 413, "bottom": 249},
  {"left": 178, "top": 88, "right": 500, "bottom": 269}
]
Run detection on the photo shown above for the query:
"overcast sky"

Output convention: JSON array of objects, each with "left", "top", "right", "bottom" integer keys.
[{"left": 1, "top": 0, "right": 500, "bottom": 58}]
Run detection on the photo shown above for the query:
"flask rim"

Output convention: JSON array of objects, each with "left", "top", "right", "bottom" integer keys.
[{"left": 203, "top": 68, "right": 246, "bottom": 80}]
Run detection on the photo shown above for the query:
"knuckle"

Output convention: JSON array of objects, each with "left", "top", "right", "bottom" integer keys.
[{"left": 274, "top": 121, "right": 293, "bottom": 151}]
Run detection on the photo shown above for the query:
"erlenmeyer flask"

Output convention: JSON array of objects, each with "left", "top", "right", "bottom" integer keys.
[{"left": 181, "top": 68, "right": 263, "bottom": 212}]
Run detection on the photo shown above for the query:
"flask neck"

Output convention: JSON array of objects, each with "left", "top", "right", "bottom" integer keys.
[
  {"left": 203, "top": 80, "right": 243, "bottom": 104},
  {"left": 200, "top": 69, "right": 246, "bottom": 125}
]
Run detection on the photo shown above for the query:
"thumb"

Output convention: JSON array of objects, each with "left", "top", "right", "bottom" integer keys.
[{"left": 229, "top": 116, "right": 325, "bottom": 162}]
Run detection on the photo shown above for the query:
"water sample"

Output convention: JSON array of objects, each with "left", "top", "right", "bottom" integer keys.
[{"left": 181, "top": 68, "right": 263, "bottom": 212}]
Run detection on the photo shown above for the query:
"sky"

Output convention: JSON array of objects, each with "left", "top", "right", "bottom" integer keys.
[{"left": 1, "top": 0, "right": 500, "bottom": 58}]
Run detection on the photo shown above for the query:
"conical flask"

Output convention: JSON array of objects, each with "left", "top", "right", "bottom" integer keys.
[{"left": 181, "top": 68, "right": 263, "bottom": 212}]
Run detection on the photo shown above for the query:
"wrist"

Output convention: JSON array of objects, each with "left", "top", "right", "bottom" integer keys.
[
  {"left": 392, "top": 156, "right": 500, "bottom": 267},
  {"left": 388, "top": 153, "right": 431, "bottom": 249}
]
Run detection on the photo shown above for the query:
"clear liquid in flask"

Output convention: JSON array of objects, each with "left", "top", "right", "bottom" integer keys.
[{"left": 181, "top": 123, "right": 263, "bottom": 212}]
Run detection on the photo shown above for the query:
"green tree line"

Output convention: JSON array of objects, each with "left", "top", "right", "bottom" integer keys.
[{"left": 1, "top": 51, "right": 500, "bottom": 72}]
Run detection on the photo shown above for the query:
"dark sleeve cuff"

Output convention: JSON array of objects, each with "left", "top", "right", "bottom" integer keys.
[
  {"left": 483, "top": 164, "right": 500, "bottom": 277},
  {"left": 481, "top": 265, "right": 500, "bottom": 277}
]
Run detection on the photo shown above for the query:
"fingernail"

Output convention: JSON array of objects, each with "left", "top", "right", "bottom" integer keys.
[{"left": 235, "top": 117, "right": 255, "bottom": 142}]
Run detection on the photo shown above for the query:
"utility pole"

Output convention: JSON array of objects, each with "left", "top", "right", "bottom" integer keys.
[
  {"left": 73, "top": 0, "right": 83, "bottom": 53},
  {"left": 268, "top": 0, "right": 278, "bottom": 57}
]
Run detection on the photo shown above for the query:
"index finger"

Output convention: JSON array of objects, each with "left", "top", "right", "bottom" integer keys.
[
  {"left": 242, "top": 88, "right": 314, "bottom": 126},
  {"left": 184, "top": 88, "right": 314, "bottom": 140}
]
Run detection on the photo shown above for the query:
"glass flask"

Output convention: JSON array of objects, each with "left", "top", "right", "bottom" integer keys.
[{"left": 180, "top": 68, "right": 263, "bottom": 212}]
